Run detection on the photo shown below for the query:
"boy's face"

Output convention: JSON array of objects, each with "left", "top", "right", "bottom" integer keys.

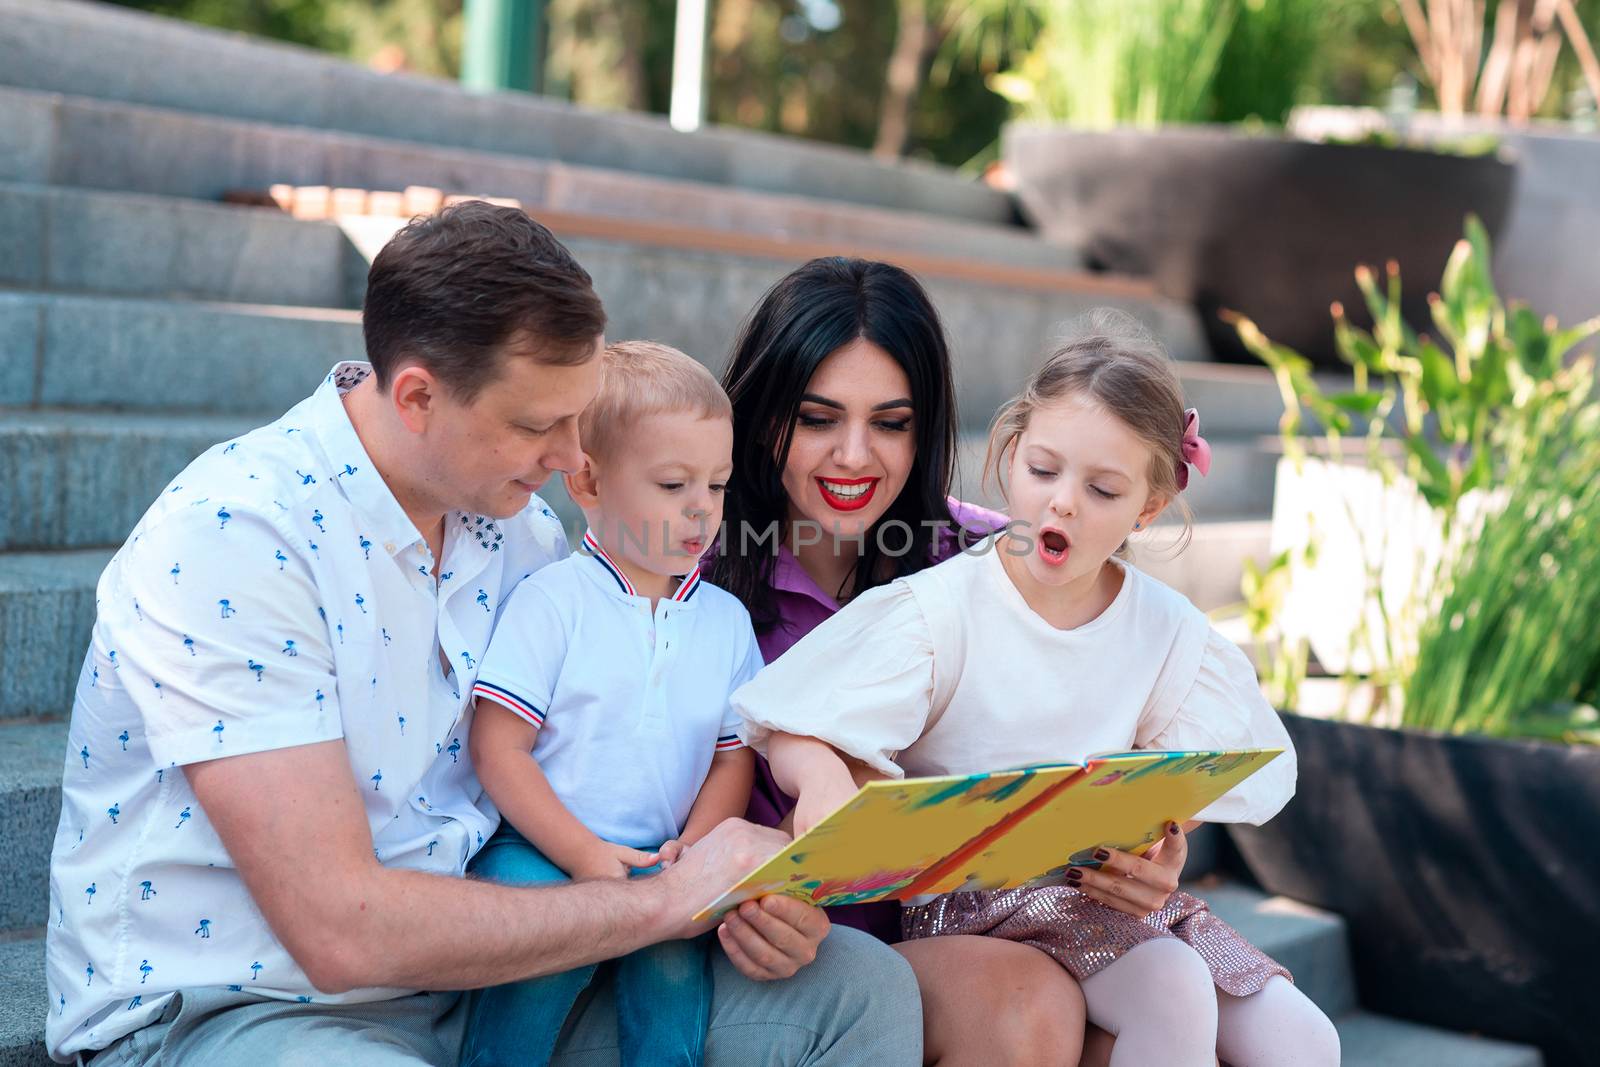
[{"left": 582, "top": 410, "right": 734, "bottom": 579}]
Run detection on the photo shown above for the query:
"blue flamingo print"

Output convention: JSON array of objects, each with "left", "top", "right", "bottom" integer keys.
[
  {"left": 140, "top": 881, "right": 156, "bottom": 901},
  {"left": 337, "top": 622, "right": 345, "bottom": 644},
  {"left": 338, "top": 464, "right": 358, "bottom": 478},
  {"left": 80, "top": 746, "right": 89, "bottom": 769},
  {"left": 152, "top": 680, "right": 163, "bottom": 700},
  {"left": 416, "top": 795, "right": 430, "bottom": 811},
  {"left": 118, "top": 730, "right": 129, "bottom": 750},
  {"left": 108, "top": 650, "right": 118, "bottom": 670},
  {"left": 218, "top": 599, "right": 235, "bottom": 619},
  {"left": 182, "top": 635, "right": 195, "bottom": 656},
  {"left": 213, "top": 720, "right": 225, "bottom": 744},
  {"left": 139, "top": 960, "right": 153, "bottom": 984},
  {"left": 195, "top": 919, "right": 211, "bottom": 939},
  {"left": 85, "top": 882, "right": 96, "bottom": 904},
  {"left": 476, "top": 589, "right": 490, "bottom": 612},
  {"left": 371, "top": 770, "right": 382, "bottom": 791},
  {"left": 417, "top": 564, "right": 429, "bottom": 577},
  {"left": 59, "top": 994, "right": 65, "bottom": 1015},
  {"left": 397, "top": 714, "right": 406, "bottom": 735},
  {"left": 275, "top": 549, "right": 288, "bottom": 571},
  {"left": 382, "top": 628, "right": 391, "bottom": 646},
  {"left": 355, "top": 593, "right": 367, "bottom": 614},
  {"left": 85, "top": 963, "right": 93, "bottom": 987},
  {"left": 217, "top": 507, "right": 231, "bottom": 530},
  {"left": 247, "top": 660, "right": 264, "bottom": 682},
  {"left": 58, "top": 905, "right": 64, "bottom": 926},
  {"left": 91, "top": 666, "right": 98, "bottom": 688},
  {"left": 440, "top": 571, "right": 453, "bottom": 582},
  {"left": 227, "top": 984, "right": 242, "bottom": 992},
  {"left": 106, "top": 804, "right": 119, "bottom": 825},
  {"left": 296, "top": 470, "right": 316, "bottom": 485},
  {"left": 312, "top": 509, "right": 325, "bottom": 532},
  {"left": 309, "top": 540, "right": 320, "bottom": 559},
  {"left": 156, "top": 766, "right": 166, "bottom": 784},
  {"left": 359, "top": 535, "right": 373, "bottom": 560},
  {"left": 251, "top": 961, "right": 262, "bottom": 981},
  {"left": 315, "top": 689, "right": 325, "bottom": 712},
  {"left": 426, "top": 840, "right": 438, "bottom": 856},
  {"left": 170, "top": 563, "right": 181, "bottom": 585},
  {"left": 175, "top": 806, "right": 191, "bottom": 829},
  {"left": 460, "top": 650, "right": 476, "bottom": 671},
  {"left": 223, "top": 442, "right": 238, "bottom": 455},
  {"left": 296, "top": 996, "right": 313, "bottom": 1004},
  {"left": 447, "top": 738, "right": 461, "bottom": 763},
  {"left": 477, "top": 831, "right": 484, "bottom": 849},
  {"left": 282, "top": 640, "right": 298, "bottom": 657},
  {"left": 133, "top": 599, "right": 143, "bottom": 621},
  {"left": 128, "top": 994, "right": 142, "bottom": 1010}
]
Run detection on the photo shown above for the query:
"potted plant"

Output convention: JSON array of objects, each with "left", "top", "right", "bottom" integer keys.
[
  {"left": 997, "top": 0, "right": 1520, "bottom": 365},
  {"left": 1225, "top": 218, "right": 1600, "bottom": 1066}
]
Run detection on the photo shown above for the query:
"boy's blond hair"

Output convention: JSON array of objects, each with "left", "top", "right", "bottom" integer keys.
[{"left": 580, "top": 341, "right": 732, "bottom": 463}]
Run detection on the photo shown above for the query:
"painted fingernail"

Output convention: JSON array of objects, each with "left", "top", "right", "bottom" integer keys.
[
  {"left": 1168, "top": 822, "right": 1181, "bottom": 835},
  {"left": 1065, "top": 868, "right": 1083, "bottom": 882},
  {"left": 1093, "top": 848, "right": 1111, "bottom": 862}
]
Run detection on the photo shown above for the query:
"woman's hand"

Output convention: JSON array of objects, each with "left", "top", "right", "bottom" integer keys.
[{"left": 1065, "top": 821, "right": 1188, "bottom": 918}]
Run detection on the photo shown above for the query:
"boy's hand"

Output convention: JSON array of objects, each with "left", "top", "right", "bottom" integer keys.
[
  {"left": 655, "top": 839, "right": 685, "bottom": 868},
  {"left": 568, "top": 841, "right": 660, "bottom": 881}
]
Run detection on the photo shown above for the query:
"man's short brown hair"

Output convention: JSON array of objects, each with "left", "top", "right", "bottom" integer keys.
[{"left": 362, "top": 201, "right": 607, "bottom": 401}]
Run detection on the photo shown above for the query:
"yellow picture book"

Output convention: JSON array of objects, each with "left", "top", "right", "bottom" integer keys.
[{"left": 696, "top": 748, "right": 1282, "bottom": 920}]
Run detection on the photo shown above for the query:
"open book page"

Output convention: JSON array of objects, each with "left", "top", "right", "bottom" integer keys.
[{"left": 694, "top": 748, "right": 1283, "bottom": 920}]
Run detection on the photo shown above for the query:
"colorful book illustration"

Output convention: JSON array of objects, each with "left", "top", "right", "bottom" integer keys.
[{"left": 696, "top": 748, "right": 1282, "bottom": 920}]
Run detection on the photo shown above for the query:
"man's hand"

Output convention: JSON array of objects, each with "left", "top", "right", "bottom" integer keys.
[
  {"left": 651, "top": 818, "right": 829, "bottom": 981},
  {"left": 567, "top": 842, "right": 661, "bottom": 881},
  {"left": 1064, "top": 821, "right": 1189, "bottom": 918}
]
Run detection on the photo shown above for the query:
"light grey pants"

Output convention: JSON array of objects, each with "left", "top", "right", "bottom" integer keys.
[{"left": 86, "top": 927, "right": 922, "bottom": 1067}]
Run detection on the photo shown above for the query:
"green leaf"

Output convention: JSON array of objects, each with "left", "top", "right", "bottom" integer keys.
[
  {"left": 1416, "top": 339, "right": 1461, "bottom": 410},
  {"left": 1326, "top": 391, "right": 1384, "bottom": 415}
]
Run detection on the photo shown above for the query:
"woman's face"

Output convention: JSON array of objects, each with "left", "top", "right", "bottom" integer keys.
[{"left": 779, "top": 338, "right": 917, "bottom": 544}]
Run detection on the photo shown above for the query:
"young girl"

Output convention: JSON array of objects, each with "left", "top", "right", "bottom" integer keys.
[{"left": 731, "top": 311, "right": 1341, "bottom": 1067}]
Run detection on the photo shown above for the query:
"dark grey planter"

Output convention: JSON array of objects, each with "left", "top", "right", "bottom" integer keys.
[
  {"left": 1228, "top": 713, "right": 1600, "bottom": 1066},
  {"left": 1003, "top": 126, "right": 1517, "bottom": 365}
]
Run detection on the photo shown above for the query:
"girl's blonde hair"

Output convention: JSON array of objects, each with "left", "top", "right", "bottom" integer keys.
[{"left": 983, "top": 309, "right": 1194, "bottom": 555}]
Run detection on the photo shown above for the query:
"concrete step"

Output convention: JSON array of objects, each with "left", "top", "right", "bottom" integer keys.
[
  {"left": 1130, "top": 518, "right": 1272, "bottom": 612},
  {"left": 0, "top": 722, "right": 67, "bottom": 934},
  {"left": 0, "top": 551, "right": 111, "bottom": 722},
  {"left": 1334, "top": 1010, "right": 1545, "bottom": 1066},
  {"left": 0, "top": 85, "right": 1072, "bottom": 278},
  {"left": 0, "top": 181, "right": 357, "bottom": 309},
  {"left": 0, "top": 937, "right": 51, "bottom": 1067},
  {"left": 0, "top": 410, "right": 258, "bottom": 551},
  {"left": 0, "top": 0, "right": 1013, "bottom": 228}
]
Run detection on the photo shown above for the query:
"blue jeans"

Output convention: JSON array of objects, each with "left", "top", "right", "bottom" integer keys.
[{"left": 461, "top": 833, "right": 712, "bottom": 1067}]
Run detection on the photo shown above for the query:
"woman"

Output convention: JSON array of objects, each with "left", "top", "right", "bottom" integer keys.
[{"left": 710, "top": 257, "right": 1109, "bottom": 1066}]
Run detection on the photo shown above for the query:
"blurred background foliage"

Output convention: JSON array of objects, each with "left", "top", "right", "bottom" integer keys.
[{"left": 111, "top": 0, "right": 1600, "bottom": 167}]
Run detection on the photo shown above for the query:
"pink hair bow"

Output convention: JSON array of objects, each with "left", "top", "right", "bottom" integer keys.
[{"left": 1176, "top": 408, "right": 1211, "bottom": 491}]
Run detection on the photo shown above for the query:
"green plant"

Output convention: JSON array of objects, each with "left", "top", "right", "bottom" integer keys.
[{"left": 1228, "top": 216, "right": 1600, "bottom": 740}]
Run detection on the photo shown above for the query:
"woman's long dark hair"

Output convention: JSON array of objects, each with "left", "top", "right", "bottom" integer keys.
[{"left": 710, "top": 257, "right": 960, "bottom": 635}]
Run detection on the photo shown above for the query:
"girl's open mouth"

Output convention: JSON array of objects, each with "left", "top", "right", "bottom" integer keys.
[
  {"left": 817, "top": 477, "right": 878, "bottom": 513},
  {"left": 1039, "top": 529, "right": 1070, "bottom": 566}
]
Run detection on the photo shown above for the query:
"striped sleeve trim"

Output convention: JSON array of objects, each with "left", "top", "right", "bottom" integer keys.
[
  {"left": 471, "top": 681, "right": 546, "bottom": 728},
  {"left": 714, "top": 733, "right": 745, "bottom": 751}
]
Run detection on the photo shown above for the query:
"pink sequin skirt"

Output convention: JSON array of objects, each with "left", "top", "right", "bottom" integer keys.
[{"left": 901, "top": 886, "right": 1290, "bottom": 997}]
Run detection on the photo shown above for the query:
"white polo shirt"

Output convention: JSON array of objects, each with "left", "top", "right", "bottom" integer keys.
[
  {"left": 472, "top": 530, "right": 759, "bottom": 850},
  {"left": 45, "top": 362, "right": 569, "bottom": 1060}
]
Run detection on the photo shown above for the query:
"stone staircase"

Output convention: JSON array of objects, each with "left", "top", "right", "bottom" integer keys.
[{"left": 0, "top": 1, "right": 1541, "bottom": 1061}]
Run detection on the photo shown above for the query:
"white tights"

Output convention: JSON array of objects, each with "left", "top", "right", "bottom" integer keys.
[{"left": 1079, "top": 938, "right": 1342, "bottom": 1067}]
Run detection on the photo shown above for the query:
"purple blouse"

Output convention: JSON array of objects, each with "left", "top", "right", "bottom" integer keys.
[{"left": 744, "top": 498, "right": 1008, "bottom": 943}]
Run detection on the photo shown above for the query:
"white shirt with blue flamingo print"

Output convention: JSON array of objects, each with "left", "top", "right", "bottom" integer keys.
[
  {"left": 45, "top": 362, "right": 570, "bottom": 1060},
  {"left": 472, "top": 529, "right": 759, "bottom": 851}
]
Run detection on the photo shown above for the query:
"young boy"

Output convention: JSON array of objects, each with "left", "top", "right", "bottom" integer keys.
[{"left": 462, "top": 341, "right": 760, "bottom": 1067}]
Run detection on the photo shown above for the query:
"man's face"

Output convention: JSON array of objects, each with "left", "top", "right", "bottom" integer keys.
[{"left": 420, "top": 335, "right": 603, "bottom": 519}]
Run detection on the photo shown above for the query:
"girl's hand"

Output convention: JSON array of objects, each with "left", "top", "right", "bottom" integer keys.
[
  {"left": 1065, "top": 821, "right": 1188, "bottom": 918},
  {"left": 568, "top": 842, "right": 660, "bottom": 881},
  {"left": 792, "top": 772, "right": 859, "bottom": 838},
  {"left": 655, "top": 840, "right": 685, "bottom": 868}
]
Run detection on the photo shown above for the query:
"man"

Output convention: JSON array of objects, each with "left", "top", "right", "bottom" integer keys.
[{"left": 46, "top": 203, "right": 921, "bottom": 1065}]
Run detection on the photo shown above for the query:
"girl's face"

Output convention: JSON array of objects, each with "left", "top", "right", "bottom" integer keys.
[
  {"left": 1005, "top": 394, "right": 1167, "bottom": 590},
  {"left": 780, "top": 338, "right": 917, "bottom": 543}
]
